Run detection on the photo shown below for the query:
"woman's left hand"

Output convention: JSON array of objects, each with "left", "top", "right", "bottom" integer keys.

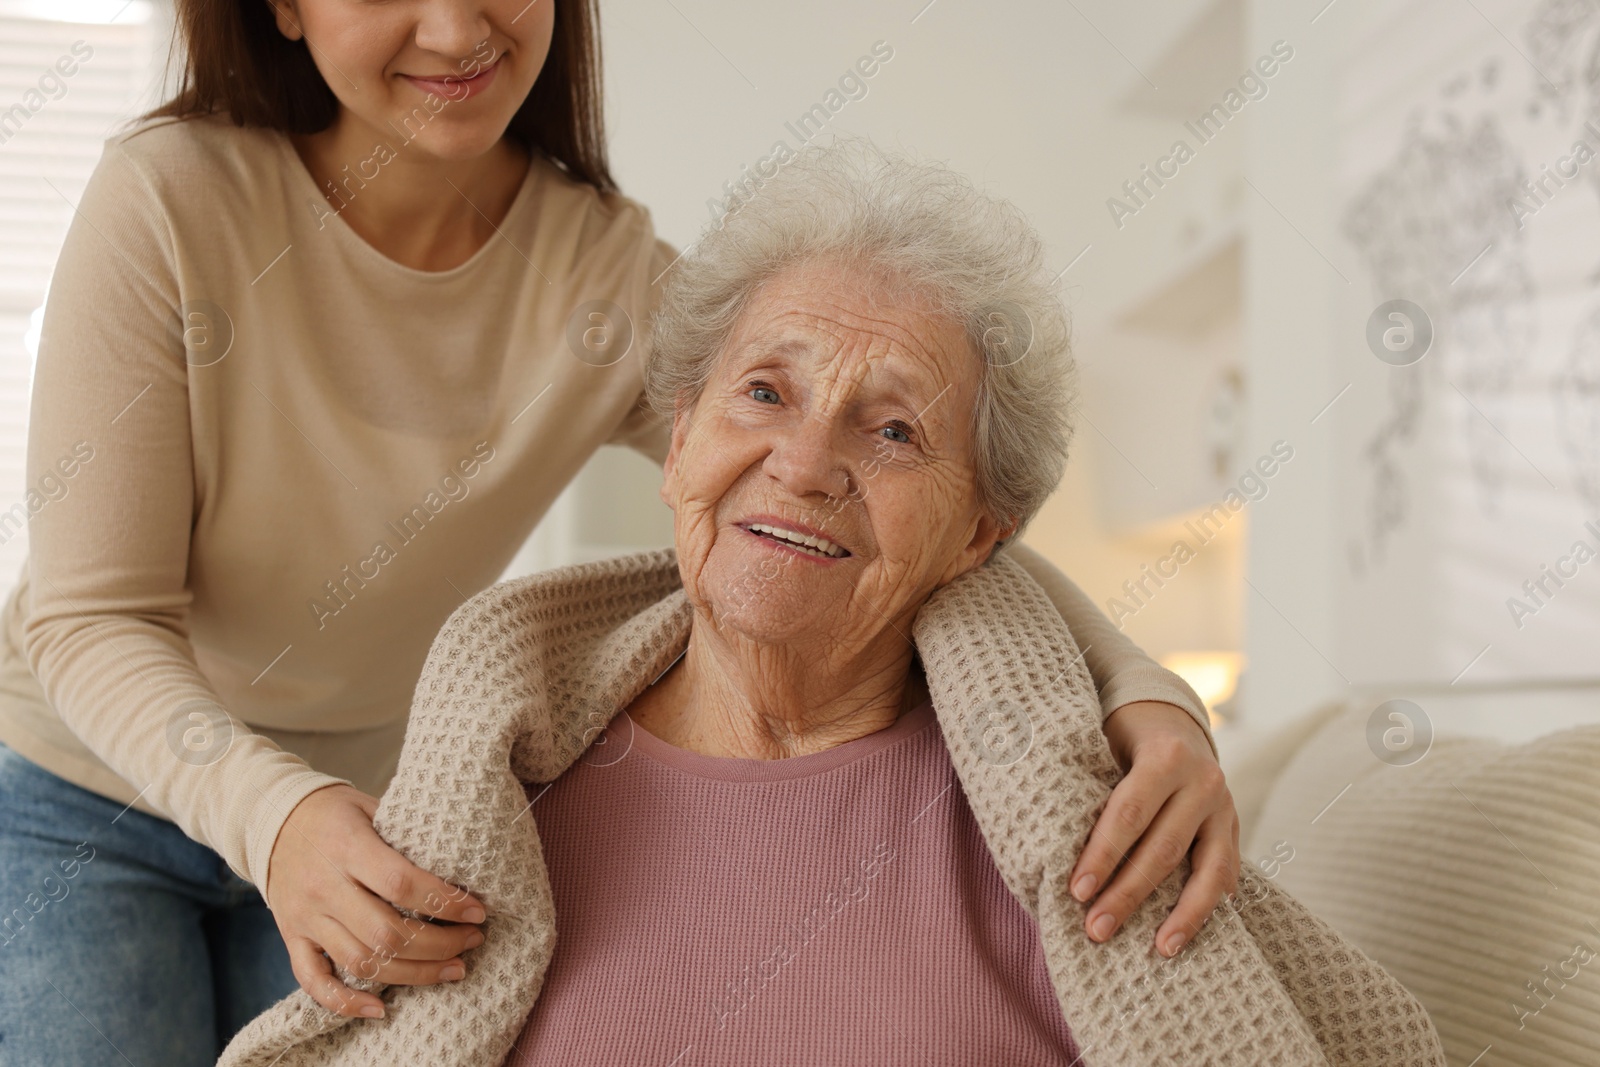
[{"left": 1069, "top": 700, "right": 1240, "bottom": 958}]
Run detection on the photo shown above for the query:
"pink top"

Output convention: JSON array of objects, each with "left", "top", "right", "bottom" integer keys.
[{"left": 501, "top": 697, "right": 1083, "bottom": 1066}]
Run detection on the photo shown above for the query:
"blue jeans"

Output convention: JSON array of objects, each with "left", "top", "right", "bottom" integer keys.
[{"left": 0, "top": 739, "right": 297, "bottom": 1065}]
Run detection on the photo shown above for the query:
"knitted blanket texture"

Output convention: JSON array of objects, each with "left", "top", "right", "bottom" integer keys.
[{"left": 219, "top": 548, "right": 1446, "bottom": 1066}]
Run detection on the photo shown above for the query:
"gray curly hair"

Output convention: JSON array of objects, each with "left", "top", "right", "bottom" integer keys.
[{"left": 643, "top": 137, "right": 1076, "bottom": 544}]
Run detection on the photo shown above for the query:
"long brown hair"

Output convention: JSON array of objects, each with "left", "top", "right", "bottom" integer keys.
[{"left": 134, "top": 0, "right": 616, "bottom": 193}]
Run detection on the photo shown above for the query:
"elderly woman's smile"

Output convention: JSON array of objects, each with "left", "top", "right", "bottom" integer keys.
[
  {"left": 662, "top": 257, "right": 1006, "bottom": 660},
  {"left": 736, "top": 521, "right": 850, "bottom": 561}
]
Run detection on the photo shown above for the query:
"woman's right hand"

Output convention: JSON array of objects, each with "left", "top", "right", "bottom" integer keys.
[{"left": 265, "top": 784, "right": 488, "bottom": 1018}]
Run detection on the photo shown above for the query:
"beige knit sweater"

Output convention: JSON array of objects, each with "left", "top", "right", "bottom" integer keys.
[{"left": 220, "top": 549, "right": 1446, "bottom": 1066}]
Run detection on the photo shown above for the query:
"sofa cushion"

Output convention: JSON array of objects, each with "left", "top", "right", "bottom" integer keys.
[{"left": 1245, "top": 701, "right": 1600, "bottom": 1067}]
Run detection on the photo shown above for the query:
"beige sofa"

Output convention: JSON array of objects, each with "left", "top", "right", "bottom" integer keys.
[{"left": 1225, "top": 694, "right": 1600, "bottom": 1067}]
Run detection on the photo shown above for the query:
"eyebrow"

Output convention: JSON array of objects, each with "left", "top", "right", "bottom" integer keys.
[{"left": 740, "top": 337, "right": 813, "bottom": 365}]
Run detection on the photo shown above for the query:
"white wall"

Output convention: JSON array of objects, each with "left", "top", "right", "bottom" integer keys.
[{"left": 1236, "top": 0, "right": 1345, "bottom": 730}]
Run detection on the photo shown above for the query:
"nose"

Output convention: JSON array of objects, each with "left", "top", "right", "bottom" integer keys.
[
  {"left": 413, "top": 1, "right": 494, "bottom": 61},
  {"left": 761, "top": 413, "right": 854, "bottom": 505}
]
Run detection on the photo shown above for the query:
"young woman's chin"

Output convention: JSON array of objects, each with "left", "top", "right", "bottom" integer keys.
[{"left": 372, "top": 112, "right": 518, "bottom": 165}]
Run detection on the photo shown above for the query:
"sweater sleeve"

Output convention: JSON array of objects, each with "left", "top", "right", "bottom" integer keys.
[
  {"left": 21, "top": 138, "right": 347, "bottom": 904},
  {"left": 1006, "top": 542, "right": 1217, "bottom": 758}
]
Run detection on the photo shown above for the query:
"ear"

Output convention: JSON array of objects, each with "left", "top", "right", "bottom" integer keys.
[
  {"left": 267, "top": 0, "right": 305, "bottom": 41},
  {"left": 936, "top": 511, "right": 1018, "bottom": 587},
  {"left": 984, "top": 515, "right": 1021, "bottom": 561}
]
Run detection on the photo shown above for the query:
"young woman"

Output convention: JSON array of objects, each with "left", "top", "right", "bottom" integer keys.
[{"left": 0, "top": 2, "right": 1239, "bottom": 1063}]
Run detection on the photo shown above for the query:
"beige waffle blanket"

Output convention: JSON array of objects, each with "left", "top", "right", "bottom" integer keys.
[{"left": 220, "top": 548, "right": 1446, "bottom": 1066}]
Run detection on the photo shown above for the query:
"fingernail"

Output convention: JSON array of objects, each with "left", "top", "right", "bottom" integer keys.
[
  {"left": 361, "top": 1004, "right": 384, "bottom": 1019},
  {"left": 463, "top": 906, "right": 486, "bottom": 923},
  {"left": 1071, "top": 873, "right": 1097, "bottom": 902},
  {"left": 1163, "top": 932, "right": 1187, "bottom": 957},
  {"left": 441, "top": 963, "right": 465, "bottom": 981},
  {"left": 466, "top": 930, "right": 485, "bottom": 949},
  {"left": 1090, "top": 913, "right": 1116, "bottom": 941}
]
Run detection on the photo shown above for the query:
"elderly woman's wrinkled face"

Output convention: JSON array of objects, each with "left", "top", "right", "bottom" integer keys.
[{"left": 660, "top": 259, "right": 1013, "bottom": 647}]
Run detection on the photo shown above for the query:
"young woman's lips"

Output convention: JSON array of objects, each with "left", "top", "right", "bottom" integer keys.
[{"left": 400, "top": 57, "right": 500, "bottom": 101}]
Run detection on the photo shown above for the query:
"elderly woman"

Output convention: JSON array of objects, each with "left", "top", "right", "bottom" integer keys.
[{"left": 220, "top": 142, "right": 1445, "bottom": 1066}]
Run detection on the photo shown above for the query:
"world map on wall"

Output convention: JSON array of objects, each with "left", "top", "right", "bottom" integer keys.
[{"left": 1338, "top": 0, "right": 1600, "bottom": 579}]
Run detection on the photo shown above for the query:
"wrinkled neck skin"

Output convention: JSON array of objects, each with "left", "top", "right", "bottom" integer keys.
[{"left": 629, "top": 608, "right": 931, "bottom": 760}]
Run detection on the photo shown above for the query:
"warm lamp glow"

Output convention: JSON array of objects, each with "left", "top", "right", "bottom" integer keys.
[{"left": 1158, "top": 651, "right": 1244, "bottom": 728}]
